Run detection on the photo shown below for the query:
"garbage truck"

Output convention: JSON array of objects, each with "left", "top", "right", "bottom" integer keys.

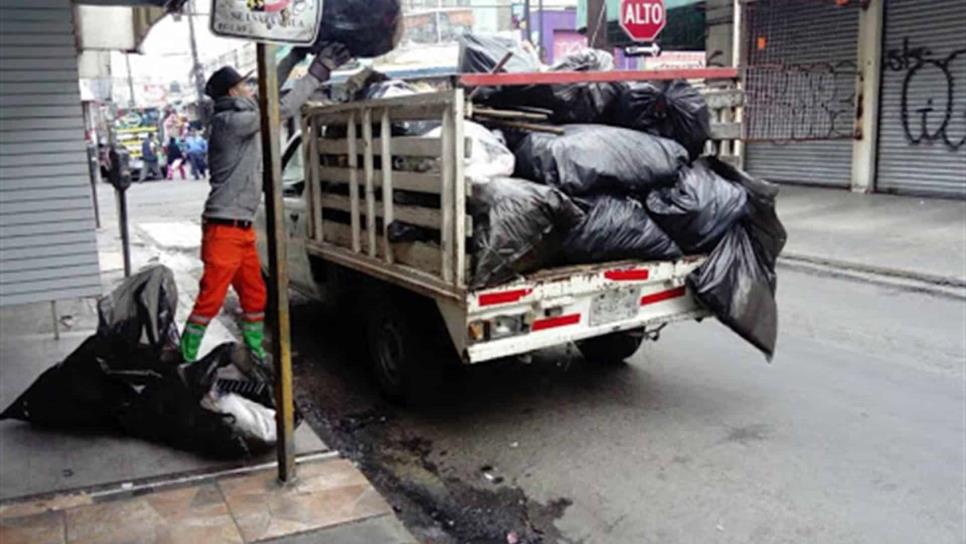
[{"left": 256, "top": 86, "right": 747, "bottom": 402}]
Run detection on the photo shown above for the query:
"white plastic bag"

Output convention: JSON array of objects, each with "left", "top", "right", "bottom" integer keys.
[
  {"left": 426, "top": 121, "right": 515, "bottom": 184},
  {"left": 201, "top": 391, "right": 276, "bottom": 446}
]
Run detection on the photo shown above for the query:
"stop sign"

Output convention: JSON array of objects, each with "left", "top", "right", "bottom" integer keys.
[{"left": 619, "top": 0, "right": 666, "bottom": 42}]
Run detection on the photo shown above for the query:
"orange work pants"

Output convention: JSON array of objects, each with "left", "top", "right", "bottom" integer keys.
[{"left": 187, "top": 223, "right": 266, "bottom": 326}]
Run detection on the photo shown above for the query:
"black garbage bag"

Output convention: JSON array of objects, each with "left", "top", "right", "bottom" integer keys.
[
  {"left": 470, "top": 177, "right": 585, "bottom": 289},
  {"left": 311, "top": 0, "right": 403, "bottom": 58},
  {"left": 687, "top": 157, "right": 786, "bottom": 360},
  {"left": 458, "top": 33, "right": 542, "bottom": 74},
  {"left": 0, "top": 337, "right": 138, "bottom": 428},
  {"left": 96, "top": 265, "right": 180, "bottom": 360},
  {"left": 646, "top": 158, "right": 749, "bottom": 253},
  {"left": 513, "top": 124, "right": 688, "bottom": 196},
  {"left": 564, "top": 196, "right": 682, "bottom": 264},
  {"left": 616, "top": 80, "right": 712, "bottom": 159}
]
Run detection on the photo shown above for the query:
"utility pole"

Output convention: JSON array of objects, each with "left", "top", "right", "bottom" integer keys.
[
  {"left": 256, "top": 43, "right": 296, "bottom": 484},
  {"left": 587, "top": 0, "right": 607, "bottom": 49},
  {"left": 124, "top": 53, "right": 136, "bottom": 108},
  {"left": 187, "top": 0, "right": 207, "bottom": 124}
]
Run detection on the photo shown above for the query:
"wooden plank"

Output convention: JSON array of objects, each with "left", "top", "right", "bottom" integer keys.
[
  {"left": 362, "top": 109, "right": 377, "bottom": 258},
  {"left": 0, "top": 185, "right": 92, "bottom": 202},
  {"left": 317, "top": 166, "right": 441, "bottom": 194},
  {"left": 0, "top": 251, "right": 99, "bottom": 272},
  {"left": 0, "top": 20, "right": 73, "bottom": 35},
  {"left": 0, "top": 162, "right": 88, "bottom": 179},
  {"left": 1, "top": 139, "right": 88, "bottom": 155},
  {"left": 321, "top": 193, "right": 443, "bottom": 231},
  {"left": 317, "top": 136, "right": 442, "bottom": 158},
  {"left": 307, "top": 118, "right": 323, "bottom": 243},
  {"left": 346, "top": 114, "right": 360, "bottom": 253},
  {"left": 0, "top": 128, "right": 82, "bottom": 144},
  {"left": 451, "top": 93, "right": 467, "bottom": 288},
  {"left": 0, "top": 92, "right": 80, "bottom": 107},
  {"left": 0, "top": 264, "right": 99, "bottom": 284},
  {"left": 0, "top": 57, "right": 78, "bottom": 71},
  {"left": 0, "top": 105, "right": 82, "bottom": 120},
  {"left": 311, "top": 105, "right": 449, "bottom": 124},
  {"left": 380, "top": 108, "right": 394, "bottom": 264},
  {"left": 0, "top": 285, "right": 102, "bottom": 307},
  {"left": 304, "top": 90, "right": 455, "bottom": 117},
  {"left": 0, "top": 176, "right": 88, "bottom": 191},
  {"left": 439, "top": 106, "right": 454, "bottom": 284},
  {"left": 0, "top": 32, "right": 74, "bottom": 47},
  {"left": 307, "top": 240, "right": 461, "bottom": 302},
  {"left": 704, "top": 89, "right": 745, "bottom": 109},
  {"left": 709, "top": 121, "right": 742, "bottom": 141},
  {"left": 0, "top": 208, "right": 93, "bottom": 227},
  {"left": 459, "top": 68, "right": 739, "bottom": 86},
  {"left": 0, "top": 218, "right": 93, "bottom": 237},
  {"left": 0, "top": 46, "right": 76, "bottom": 60},
  {"left": 0, "top": 230, "right": 95, "bottom": 250},
  {"left": 322, "top": 221, "right": 440, "bottom": 275},
  {"left": 0, "top": 115, "right": 84, "bottom": 130}
]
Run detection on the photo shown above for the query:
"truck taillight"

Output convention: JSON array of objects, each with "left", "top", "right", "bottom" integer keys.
[{"left": 468, "top": 313, "right": 529, "bottom": 342}]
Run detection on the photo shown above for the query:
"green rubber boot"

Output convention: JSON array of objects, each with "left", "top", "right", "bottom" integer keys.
[
  {"left": 181, "top": 322, "right": 207, "bottom": 363},
  {"left": 242, "top": 321, "right": 267, "bottom": 360}
]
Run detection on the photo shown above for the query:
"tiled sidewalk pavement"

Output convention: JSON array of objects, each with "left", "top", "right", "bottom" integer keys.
[{"left": 0, "top": 457, "right": 415, "bottom": 544}]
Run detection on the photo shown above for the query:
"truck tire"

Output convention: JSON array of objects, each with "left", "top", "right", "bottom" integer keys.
[
  {"left": 576, "top": 329, "right": 645, "bottom": 365},
  {"left": 365, "top": 297, "right": 447, "bottom": 405}
]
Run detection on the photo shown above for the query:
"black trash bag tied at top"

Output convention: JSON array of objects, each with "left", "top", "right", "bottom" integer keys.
[
  {"left": 646, "top": 158, "right": 749, "bottom": 254},
  {"left": 513, "top": 124, "right": 689, "bottom": 197},
  {"left": 309, "top": 0, "right": 403, "bottom": 59},
  {"left": 616, "top": 79, "right": 712, "bottom": 160},
  {"left": 0, "top": 265, "right": 278, "bottom": 459},
  {"left": 686, "top": 158, "right": 787, "bottom": 360},
  {"left": 564, "top": 195, "right": 682, "bottom": 264},
  {"left": 469, "top": 177, "right": 585, "bottom": 289}
]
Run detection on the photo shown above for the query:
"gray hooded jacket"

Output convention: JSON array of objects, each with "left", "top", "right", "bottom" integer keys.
[{"left": 203, "top": 74, "right": 320, "bottom": 221}]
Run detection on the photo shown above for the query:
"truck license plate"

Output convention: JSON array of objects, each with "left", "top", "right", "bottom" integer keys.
[{"left": 589, "top": 287, "right": 640, "bottom": 327}]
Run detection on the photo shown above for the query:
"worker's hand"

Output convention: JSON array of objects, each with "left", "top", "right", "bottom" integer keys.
[{"left": 308, "top": 42, "right": 352, "bottom": 81}]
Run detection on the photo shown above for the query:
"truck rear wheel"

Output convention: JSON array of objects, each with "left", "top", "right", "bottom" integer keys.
[
  {"left": 365, "top": 298, "right": 446, "bottom": 405},
  {"left": 576, "top": 329, "right": 645, "bottom": 365}
]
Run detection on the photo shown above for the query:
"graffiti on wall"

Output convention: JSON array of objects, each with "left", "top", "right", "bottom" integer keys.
[
  {"left": 743, "top": 61, "right": 858, "bottom": 142},
  {"left": 884, "top": 37, "right": 966, "bottom": 151}
]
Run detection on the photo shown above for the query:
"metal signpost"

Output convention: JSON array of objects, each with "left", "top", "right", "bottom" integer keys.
[{"left": 210, "top": 0, "right": 321, "bottom": 484}]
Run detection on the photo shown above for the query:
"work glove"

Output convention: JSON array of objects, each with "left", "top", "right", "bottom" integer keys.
[{"left": 308, "top": 42, "right": 352, "bottom": 81}]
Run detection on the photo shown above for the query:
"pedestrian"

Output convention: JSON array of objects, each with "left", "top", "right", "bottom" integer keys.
[
  {"left": 185, "top": 130, "right": 208, "bottom": 180},
  {"left": 179, "top": 42, "right": 352, "bottom": 363},
  {"left": 166, "top": 136, "right": 186, "bottom": 180},
  {"left": 138, "top": 134, "right": 163, "bottom": 181}
]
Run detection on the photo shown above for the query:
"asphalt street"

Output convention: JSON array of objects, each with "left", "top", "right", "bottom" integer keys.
[{"left": 110, "top": 179, "right": 966, "bottom": 544}]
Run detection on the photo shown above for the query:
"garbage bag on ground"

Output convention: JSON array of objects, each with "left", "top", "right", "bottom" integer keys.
[
  {"left": 425, "top": 121, "right": 515, "bottom": 184},
  {"left": 1, "top": 266, "right": 280, "bottom": 458},
  {"left": 513, "top": 124, "right": 688, "bottom": 197},
  {"left": 470, "top": 177, "right": 585, "bottom": 289},
  {"left": 686, "top": 158, "right": 786, "bottom": 360},
  {"left": 564, "top": 196, "right": 682, "bottom": 264},
  {"left": 310, "top": 0, "right": 403, "bottom": 58},
  {"left": 616, "top": 80, "right": 712, "bottom": 160},
  {"left": 646, "top": 158, "right": 749, "bottom": 253}
]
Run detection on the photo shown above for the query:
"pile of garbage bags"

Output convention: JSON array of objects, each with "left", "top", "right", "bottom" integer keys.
[
  {"left": 455, "top": 34, "right": 786, "bottom": 358},
  {"left": 1, "top": 266, "right": 282, "bottom": 458}
]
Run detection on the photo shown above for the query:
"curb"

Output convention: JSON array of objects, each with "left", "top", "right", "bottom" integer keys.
[{"left": 778, "top": 253, "right": 966, "bottom": 299}]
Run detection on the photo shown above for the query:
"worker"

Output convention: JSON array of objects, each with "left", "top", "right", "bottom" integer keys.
[{"left": 180, "top": 42, "right": 352, "bottom": 363}]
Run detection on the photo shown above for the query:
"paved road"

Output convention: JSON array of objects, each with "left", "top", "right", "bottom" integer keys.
[{"left": 113, "top": 180, "right": 966, "bottom": 543}]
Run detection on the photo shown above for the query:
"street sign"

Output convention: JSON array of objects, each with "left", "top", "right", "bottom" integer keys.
[
  {"left": 210, "top": 0, "right": 321, "bottom": 45},
  {"left": 619, "top": 0, "right": 666, "bottom": 43}
]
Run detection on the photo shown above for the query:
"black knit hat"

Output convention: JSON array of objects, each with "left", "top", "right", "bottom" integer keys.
[{"left": 205, "top": 66, "right": 245, "bottom": 99}]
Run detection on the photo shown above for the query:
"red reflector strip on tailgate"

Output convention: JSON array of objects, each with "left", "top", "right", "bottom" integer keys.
[
  {"left": 605, "top": 268, "right": 650, "bottom": 281},
  {"left": 478, "top": 288, "right": 532, "bottom": 307},
  {"left": 531, "top": 313, "right": 581, "bottom": 331},
  {"left": 641, "top": 286, "right": 687, "bottom": 306}
]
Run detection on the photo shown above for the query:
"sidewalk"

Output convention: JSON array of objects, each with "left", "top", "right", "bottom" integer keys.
[
  {"left": 776, "top": 185, "right": 966, "bottom": 287},
  {"left": 0, "top": 180, "right": 416, "bottom": 543}
]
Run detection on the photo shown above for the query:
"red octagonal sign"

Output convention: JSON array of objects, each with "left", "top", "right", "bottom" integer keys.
[{"left": 619, "top": 0, "right": 666, "bottom": 42}]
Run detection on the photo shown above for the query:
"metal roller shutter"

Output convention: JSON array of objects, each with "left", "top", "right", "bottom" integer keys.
[
  {"left": 743, "top": 0, "right": 860, "bottom": 187},
  {"left": 0, "top": 0, "right": 102, "bottom": 306},
  {"left": 876, "top": 0, "right": 966, "bottom": 198}
]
